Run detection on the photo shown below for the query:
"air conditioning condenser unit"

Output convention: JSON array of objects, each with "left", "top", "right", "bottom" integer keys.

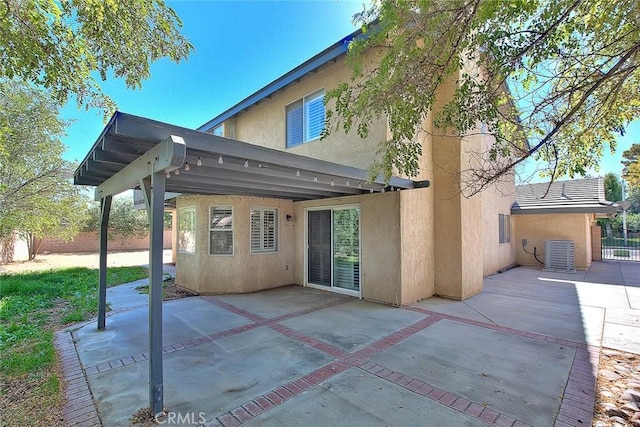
[{"left": 544, "top": 240, "right": 576, "bottom": 273}]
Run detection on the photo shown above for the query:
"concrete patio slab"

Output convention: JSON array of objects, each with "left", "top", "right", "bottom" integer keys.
[
  {"left": 370, "top": 318, "right": 574, "bottom": 426},
  {"left": 87, "top": 327, "right": 335, "bottom": 426},
  {"left": 411, "top": 297, "right": 492, "bottom": 323},
  {"left": 279, "top": 299, "right": 426, "bottom": 352},
  {"left": 56, "top": 261, "right": 640, "bottom": 427},
  {"left": 464, "top": 291, "right": 605, "bottom": 345},
  {"left": 105, "top": 264, "right": 175, "bottom": 312},
  {"left": 205, "top": 286, "right": 352, "bottom": 320},
  {"left": 74, "top": 298, "right": 253, "bottom": 367},
  {"left": 243, "top": 368, "right": 485, "bottom": 427}
]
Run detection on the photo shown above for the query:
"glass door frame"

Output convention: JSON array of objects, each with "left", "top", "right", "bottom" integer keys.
[{"left": 303, "top": 205, "right": 361, "bottom": 298}]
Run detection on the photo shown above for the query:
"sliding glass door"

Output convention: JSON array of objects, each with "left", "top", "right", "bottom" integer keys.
[{"left": 306, "top": 206, "right": 360, "bottom": 295}]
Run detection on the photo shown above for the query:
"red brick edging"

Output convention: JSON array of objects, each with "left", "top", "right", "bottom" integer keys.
[{"left": 55, "top": 331, "right": 102, "bottom": 427}]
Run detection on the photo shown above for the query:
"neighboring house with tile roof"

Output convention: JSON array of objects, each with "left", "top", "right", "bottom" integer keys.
[{"left": 511, "top": 178, "right": 618, "bottom": 270}]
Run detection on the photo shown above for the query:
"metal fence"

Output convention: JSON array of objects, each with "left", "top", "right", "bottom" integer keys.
[{"left": 602, "top": 229, "right": 640, "bottom": 261}]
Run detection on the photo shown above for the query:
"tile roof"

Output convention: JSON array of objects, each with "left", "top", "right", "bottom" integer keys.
[{"left": 511, "top": 177, "right": 618, "bottom": 215}]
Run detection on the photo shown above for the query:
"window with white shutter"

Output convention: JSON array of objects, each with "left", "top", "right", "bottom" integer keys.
[
  {"left": 210, "top": 206, "right": 233, "bottom": 255},
  {"left": 250, "top": 208, "right": 278, "bottom": 253},
  {"left": 286, "top": 89, "right": 325, "bottom": 147}
]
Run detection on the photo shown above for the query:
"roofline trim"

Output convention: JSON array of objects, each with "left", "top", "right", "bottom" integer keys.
[
  {"left": 198, "top": 28, "right": 365, "bottom": 132},
  {"left": 511, "top": 205, "right": 619, "bottom": 215}
]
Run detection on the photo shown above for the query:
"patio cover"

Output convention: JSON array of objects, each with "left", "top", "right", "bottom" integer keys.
[
  {"left": 73, "top": 111, "right": 419, "bottom": 415},
  {"left": 75, "top": 112, "right": 416, "bottom": 199}
]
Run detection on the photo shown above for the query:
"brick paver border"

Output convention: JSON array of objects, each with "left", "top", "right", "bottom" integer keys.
[
  {"left": 55, "top": 331, "right": 101, "bottom": 427},
  {"left": 55, "top": 292, "right": 599, "bottom": 427}
]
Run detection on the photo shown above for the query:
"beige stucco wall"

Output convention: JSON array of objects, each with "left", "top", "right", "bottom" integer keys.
[
  {"left": 229, "top": 57, "right": 386, "bottom": 171},
  {"left": 591, "top": 224, "right": 602, "bottom": 261},
  {"left": 175, "top": 195, "right": 295, "bottom": 294},
  {"left": 182, "top": 51, "right": 519, "bottom": 303},
  {"left": 293, "top": 192, "right": 404, "bottom": 306},
  {"left": 399, "top": 188, "right": 435, "bottom": 304},
  {"left": 513, "top": 213, "right": 592, "bottom": 270},
  {"left": 479, "top": 180, "right": 517, "bottom": 276},
  {"left": 430, "top": 74, "right": 484, "bottom": 300}
]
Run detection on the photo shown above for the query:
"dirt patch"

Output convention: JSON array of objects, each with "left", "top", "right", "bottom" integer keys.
[
  {"left": 135, "top": 278, "right": 197, "bottom": 301},
  {"left": 131, "top": 407, "right": 155, "bottom": 426},
  {"left": 0, "top": 368, "right": 65, "bottom": 427},
  {"left": 0, "top": 249, "right": 172, "bottom": 274}
]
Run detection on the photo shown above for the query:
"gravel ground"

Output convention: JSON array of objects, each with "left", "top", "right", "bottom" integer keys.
[{"left": 0, "top": 250, "right": 173, "bottom": 274}]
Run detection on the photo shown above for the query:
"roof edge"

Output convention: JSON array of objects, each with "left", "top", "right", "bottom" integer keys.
[
  {"left": 198, "top": 27, "right": 366, "bottom": 132},
  {"left": 511, "top": 204, "right": 619, "bottom": 215}
]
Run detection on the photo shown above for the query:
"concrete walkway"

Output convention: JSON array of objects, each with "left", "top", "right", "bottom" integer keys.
[{"left": 55, "top": 261, "right": 640, "bottom": 427}]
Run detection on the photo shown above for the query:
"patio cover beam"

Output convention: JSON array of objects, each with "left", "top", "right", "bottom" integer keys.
[{"left": 94, "top": 135, "right": 186, "bottom": 201}]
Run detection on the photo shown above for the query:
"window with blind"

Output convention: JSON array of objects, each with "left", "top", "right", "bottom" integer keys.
[
  {"left": 178, "top": 207, "right": 196, "bottom": 254},
  {"left": 250, "top": 208, "right": 278, "bottom": 253},
  {"left": 210, "top": 206, "right": 233, "bottom": 255},
  {"left": 499, "top": 214, "right": 511, "bottom": 244},
  {"left": 286, "top": 89, "right": 325, "bottom": 148}
]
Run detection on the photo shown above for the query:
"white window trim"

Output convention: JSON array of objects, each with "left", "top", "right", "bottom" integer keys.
[
  {"left": 178, "top": 206, "right": 196, "bottom": 255},
  {"left": 209, "top": 205, "right": 234, "bottom": 256},
  {"left": 250, "top": 207, "right": 279, "bottom": 254},
  {"left": 285, "top": 88, "right": 325, "bottom": 148}
]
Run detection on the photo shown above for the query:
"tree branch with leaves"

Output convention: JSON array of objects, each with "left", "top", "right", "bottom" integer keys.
[
  {"left": 0, "top": 0, "right": 193, "bottom": 116},
  {"left": 325, "top": 0, "right": 640, "bottom": 195},
  {"left": 0, "top": 80, "right": 89, "bottom": 261}
]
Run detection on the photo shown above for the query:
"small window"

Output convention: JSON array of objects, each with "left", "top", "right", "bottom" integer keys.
[
  {"left": 250, "top": 208, "right": 278, "bottom": 253},
  {"left": 286, "top": 89, "right": 325, "bottom": 147},
  {"left": 210, "top": 206, "right": 233, "bottom": 255},
  {"left": 499, "top": 214, "right": 511, "bottom": 244},
  {"left": 178, "top": 207, "right": 196, "bottom": 254},
  {"left": 212, "top": 124, "right": 224, "bottom": 136}
]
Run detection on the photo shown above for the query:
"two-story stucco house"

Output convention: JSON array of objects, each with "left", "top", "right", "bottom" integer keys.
[{"left": 75, "top": 28, "right": 517, "bottom": 308}]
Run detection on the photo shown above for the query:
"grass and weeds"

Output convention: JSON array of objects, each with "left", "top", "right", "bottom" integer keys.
[{"left": 0, "top": 266, "right": 147, "bottom": 426}]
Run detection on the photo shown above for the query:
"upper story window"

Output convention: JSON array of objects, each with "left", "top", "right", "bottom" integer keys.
[
  {"left": 210, "top": 206, "right": 233, "bottom": 255},
  {"left": 499, "top": 214, "right": 511, "bottom": 244},
  {"left": 212, "top": 124, "right": 224, "bottom": 136},
  {"left": 250, "top": 208, "right": 278, "bottom": 253},
  {"left": 178, "top": 207, "right": 196, "bottom": 254},
  {"left": 286, "top": 89, "right": 325, "bottom": 147}
]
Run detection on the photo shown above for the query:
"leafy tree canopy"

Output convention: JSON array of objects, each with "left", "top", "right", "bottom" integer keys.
[
  {"left": 325, "top": 0, "right": 640, "bottom": 194},
  {"left": 0, "top": 79, "right": 88, "bottom": 258},
  {"left": 84, "top": 196, "right": 149, "bottom": 238},
  {"left": 0, "top": 0, "right": 193, "bottom": 115},
  {"left": 84, "top": 195, "right": 172, "bottom": 237},
  {"left": 604, "top": 172, "right": 622, "bottom": 202},
  {"left": 622, "top": 143, "right": 640, "bottom": 189}
]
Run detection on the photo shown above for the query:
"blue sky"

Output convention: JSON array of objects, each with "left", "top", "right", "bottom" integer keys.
[
  {"left": 62, "top": 0, "right": 637, "bottom": 181},
  {"left": 62, "top": 0, "right": 364, "bottom": 161}
]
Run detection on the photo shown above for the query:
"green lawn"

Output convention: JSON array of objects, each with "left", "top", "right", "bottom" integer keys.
[
  {"left": 601, "top": 236, "right": 640, "bottom": 247},
  {"left": 0, "top": 266, "right": 147, "bottom": 426}
]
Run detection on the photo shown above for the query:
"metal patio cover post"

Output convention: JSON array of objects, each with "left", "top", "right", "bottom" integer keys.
[{"left": 94, "top": 135, "right": 186, "bottom": 415}]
